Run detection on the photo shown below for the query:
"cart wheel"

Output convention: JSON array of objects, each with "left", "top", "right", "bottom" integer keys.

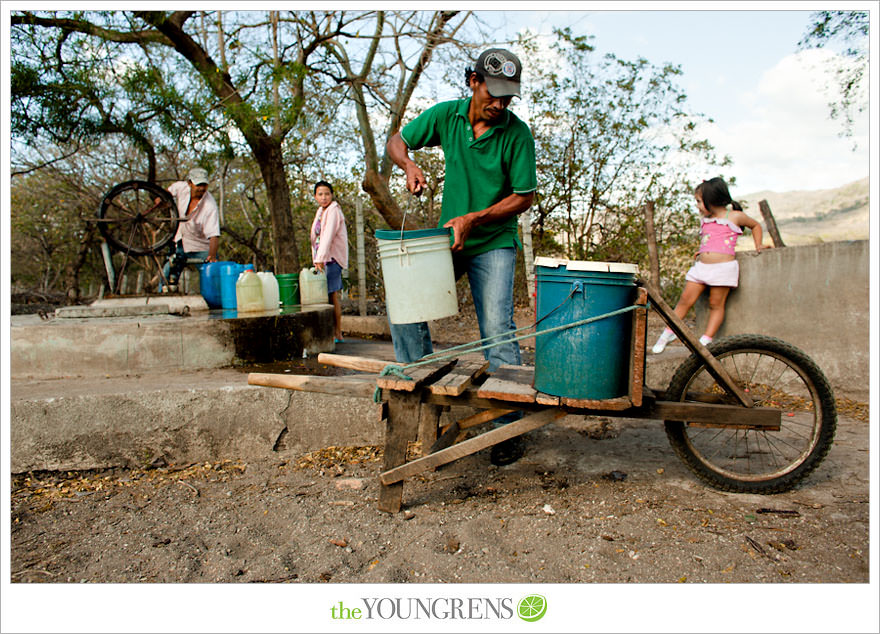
[
  {"left": 664, "top": 334, "right": 836, "bottom": 493},
  {"left": 97, "top": 180, "right": 178, "bottom": 256}
]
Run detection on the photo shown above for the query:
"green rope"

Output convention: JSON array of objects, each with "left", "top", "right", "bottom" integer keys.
[{"left": 371, "top": 301, "right": 640, "bottom": 403}]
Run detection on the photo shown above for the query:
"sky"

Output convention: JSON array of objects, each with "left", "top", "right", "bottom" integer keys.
[{"left": 477, "top": 6, "right": 872, "bottom": 195}]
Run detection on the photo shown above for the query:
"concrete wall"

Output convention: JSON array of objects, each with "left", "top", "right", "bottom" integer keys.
[
  {"left": 695, "top": 240, "right": 869, "bottom": 400},
  {"left": 10, "top": 383, "right": 384, "bottom": 473},
  {"left": 10, "top": 306, "right": 335, "bottom": 379}
]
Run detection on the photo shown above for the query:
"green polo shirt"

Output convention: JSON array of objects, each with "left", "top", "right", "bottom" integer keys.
[{"left": 400, "top": 98, "right": 537, "bottom": 257}]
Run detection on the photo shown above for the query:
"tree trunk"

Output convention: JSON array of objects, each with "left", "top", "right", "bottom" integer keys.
[
  {"left": 252, "top": 140, "right": 299, "bottom": 273},
  {"left": 140, "top": 11, "right": 300, "bottom": 272},
  {"left": 64, "top": 224, "right": 97, "bottom": 304},
  {"left": 644, "top": 200, "right": 660, "bottom": 286}
]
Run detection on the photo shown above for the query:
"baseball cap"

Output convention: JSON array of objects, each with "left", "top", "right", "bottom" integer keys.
[
  {"left": 475, "top": 48, "right": 522, "bottom": 98},
  {"left": 187, "top": 167, "right": 210, "bottom": 185}
]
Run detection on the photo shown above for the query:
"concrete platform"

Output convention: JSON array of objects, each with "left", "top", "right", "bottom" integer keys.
[
  {"left": 9, "top": 318, "right": 689, "bottom": 472},
  {"left": 11, "top": 301, "right": 336, "bottom": 379}
]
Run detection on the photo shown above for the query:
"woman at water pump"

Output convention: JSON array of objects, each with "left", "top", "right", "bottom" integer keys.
[{"left": 310, "top": 180, "right": 348, "bottom": 343}]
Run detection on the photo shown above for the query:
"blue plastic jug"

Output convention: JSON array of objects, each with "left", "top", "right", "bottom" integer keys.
[
  {"left": 219, "top": 263, "right": 254, "bottom": 310},
  {"left": 199, "top": 261, "right": 232, "bottom": 309}
]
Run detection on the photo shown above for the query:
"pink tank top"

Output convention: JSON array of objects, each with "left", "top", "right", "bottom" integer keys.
[{"left": 699, "top": 211, "right": 742, "bottom": 255}]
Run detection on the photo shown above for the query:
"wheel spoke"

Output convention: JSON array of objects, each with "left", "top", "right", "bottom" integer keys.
[{"left": 666, "top": 336, "right": 835, "bottom": 491}]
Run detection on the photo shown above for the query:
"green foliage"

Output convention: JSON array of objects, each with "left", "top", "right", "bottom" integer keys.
[
  {"left": 524, "top": 28, "right": 730, "bottom": 296},
  {"left": 798, "top": 10, "right": 868, "bottom": 139}
]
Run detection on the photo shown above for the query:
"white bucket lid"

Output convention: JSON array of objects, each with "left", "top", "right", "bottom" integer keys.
[{"left": 534, "top": 257, "right": 638, "bottom": 274}]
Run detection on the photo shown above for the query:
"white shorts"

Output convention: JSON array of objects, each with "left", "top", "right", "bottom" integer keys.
[{"left": 685, "top": 259, "right": 739, "bottom": 287}]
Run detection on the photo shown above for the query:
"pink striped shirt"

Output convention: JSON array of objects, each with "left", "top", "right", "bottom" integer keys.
[{"left": 310, "top": 200, "right": 349, "bottom": 268}]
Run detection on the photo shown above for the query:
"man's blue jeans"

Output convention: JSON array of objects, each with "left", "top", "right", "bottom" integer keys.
[
  {"left": 389, "top": 246, "right": 521, "bottom": 372},
  {"left": 160, "top": 242, "right": 209, "bottom": 290}
]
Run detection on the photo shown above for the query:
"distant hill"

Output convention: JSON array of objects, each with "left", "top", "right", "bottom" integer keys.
[{"left": 737, "top": 178, "right": 869, "bottom": 246}]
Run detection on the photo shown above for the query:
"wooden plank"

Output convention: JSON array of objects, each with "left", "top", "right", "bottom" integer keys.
[
  {"left": 429, "top": 421, "right": 460, "bottom": 453},
  {"left": 377, "top": 392, "right": 421, "bottom": 513},
  {"left": 476, "top": 365, "right": 537, "bottom": 403},
  {"left": 652, "top": 401, "right": 780, "bottom": 429},
  {"left": 535, "top": 392, "right": 561, "bottom": 406},
  {"left": 642, "top": 280, "right": 754, "bottom": 408},
  {"left": 629, "top": 305, "right": 647, "bottom": 407},
  {"left": 317, "top": 353, "right": 389, "bottom": 373},
  {"left": 427, "top": 359, "right": 490, "bottom": 396},
  {"left": 381, "top": 408, "right": 567, "bottom": 485},
  {"left": 445, "top": 407, "right": 516, "bottom": 433},
  {"left": 247, "top": 373, "right": 377, "bottom": 399},
  {"left": 561, "top": 395, "right": 632, "bottom": 411},
  {"left": 375, "top": 359, "right": 457, "bottom": 392},
  {"left": 417, "top": 403, "right": 443, "bottom": 455}
]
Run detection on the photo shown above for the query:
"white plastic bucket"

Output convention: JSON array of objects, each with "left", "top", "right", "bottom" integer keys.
[{"left": 376, "top": 228, "right": 458, "bottom": 324}]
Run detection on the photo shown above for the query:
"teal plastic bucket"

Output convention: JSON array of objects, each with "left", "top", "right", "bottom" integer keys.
[
  {"left": 534, "top": 259, "right": 638, "bottom": 400},
  {"left": 375, "top": 228, "right": 457, "bottom": 324}
]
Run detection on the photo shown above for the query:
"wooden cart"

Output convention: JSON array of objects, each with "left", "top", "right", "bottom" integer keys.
[{"left": 249, "top": 282, "right": 837, "bottom": 513}]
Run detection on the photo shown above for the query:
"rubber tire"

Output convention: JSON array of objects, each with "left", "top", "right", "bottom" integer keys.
[
  {"left": 664, "top": 334, "right": 837, "bottom": 494},
  {"left": 98, "top": 180, "right": 177, "bottom": 256}
]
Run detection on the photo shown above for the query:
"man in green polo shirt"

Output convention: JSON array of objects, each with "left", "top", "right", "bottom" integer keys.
[{"left": 386, "top": 48, "right": 536, "bottom": 465}]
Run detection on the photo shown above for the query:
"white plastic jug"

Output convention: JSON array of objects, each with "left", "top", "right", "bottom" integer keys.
[
  {"left": 235, "top": 270, "right": 264, "bottom": 312},
  {"left": 299, "top": 268, "right": 328, "bottom": 305},
  {"left": 257, "top": 272, "right": 280, "bottom": 311}
]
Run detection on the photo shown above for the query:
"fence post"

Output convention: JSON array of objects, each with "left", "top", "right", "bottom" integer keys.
[
  {"left": 758, "top": 200, "right": 785, "bottom": 247},
  {"left": 520, "top": 211, "right": 535, "bottom": 310},
  {"left": 356, "top": 198, "right": 367, "bottom": 317}
]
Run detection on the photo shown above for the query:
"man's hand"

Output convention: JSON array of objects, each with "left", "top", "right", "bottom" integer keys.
[
  {"left": 443, "top": 214, "right": 475, "bottom": 252},
  {"left": 405, "top": 163, "right": 427, "bottom": 196}
]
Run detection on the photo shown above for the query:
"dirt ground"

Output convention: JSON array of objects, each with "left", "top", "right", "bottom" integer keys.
[{"left": 7, "top": 304, "right": 875, "bottom": 627}]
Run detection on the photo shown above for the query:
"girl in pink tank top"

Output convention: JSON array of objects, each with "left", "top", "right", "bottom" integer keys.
[{"left": 652, "top": 177, "right": 771, "bottom": 354}]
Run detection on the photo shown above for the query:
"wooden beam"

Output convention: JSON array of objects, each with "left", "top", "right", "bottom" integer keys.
[
  {"left": 477, "top": 365, "right": 537, "bottom": 403},
  {"left": 427, "top": 359, "right": 490, "bottom": 396},
  {"left": 446, "top": 407, "right": 516, "bottom": 433},
  {"left": 641, "top": 280, "right": 754, "bottom": 407},
  {"left": 651, "top": 401, "right": 780, "bottom": 429},
  {"left": 375, "top": 359, "right": 457, "bottom": 392},
  {"left": 561, "top": 395, "right": 632, "bottom": 410},
  {"left": 377, "top": 391, "right": 421, "bottom": 513},
  {"left": 629, "top": 305, "right": 647, "bottom": 407},
  {"left": 247, "top": 372, "right": 377, "bottom": 399},
  {"left": 317, "top": 353, "right": 388, "bottom": 373},
  {"left": 417, "top": 403, "right": 443, "bottom": 455},
  {"left": 380, "top": 408, "right": 567, "bottom": 486}
]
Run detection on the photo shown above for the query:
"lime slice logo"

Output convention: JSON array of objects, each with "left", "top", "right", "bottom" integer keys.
[{"left": 517, "top": 594, "right": 547, "bottom": 622}]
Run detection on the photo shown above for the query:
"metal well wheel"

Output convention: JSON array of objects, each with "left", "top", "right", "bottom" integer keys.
[
  {"left": 97, "top": 180, "right": 178, "bottom": 256},
  {"left": 664, "top": 334, "right": 837, "bottom": 493}
]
